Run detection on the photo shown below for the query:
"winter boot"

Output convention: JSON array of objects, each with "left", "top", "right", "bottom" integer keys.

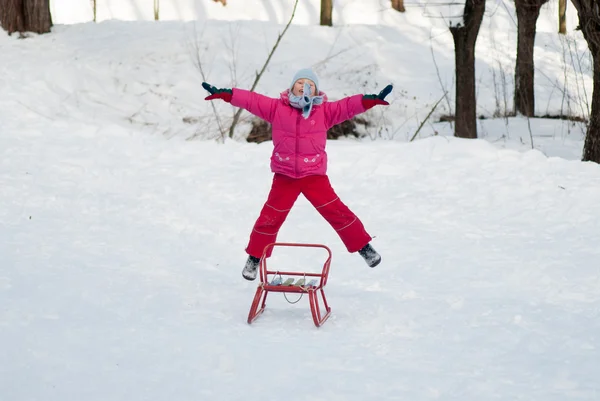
[
  {"left": 358, "top": 243, "right": 381, "bottom": 268},
  {"left": 242, "top": 255, "right": 260, "bottom": 281}
]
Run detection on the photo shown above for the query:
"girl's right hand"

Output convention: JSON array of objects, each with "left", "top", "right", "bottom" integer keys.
[{"left": 202, "top": 82, "right": 233, "bottom": 103}]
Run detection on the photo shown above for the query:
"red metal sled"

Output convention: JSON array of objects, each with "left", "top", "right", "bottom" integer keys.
[{"left": 247, "top": 242, "right": 333, "bottom": 327}]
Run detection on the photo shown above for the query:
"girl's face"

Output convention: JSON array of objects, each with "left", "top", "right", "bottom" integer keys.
[{"left": 292, "top": 79, "right": 316, "bottom": 97}]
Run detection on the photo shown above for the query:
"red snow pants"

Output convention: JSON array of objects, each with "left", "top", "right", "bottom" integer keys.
[{"left": 246, "top": 174, "right": 372, "bottom": 258}]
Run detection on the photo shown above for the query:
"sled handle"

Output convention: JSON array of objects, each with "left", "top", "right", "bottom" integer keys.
[{"left": 258, "top": 243, "right": 332, "bottom": 286}]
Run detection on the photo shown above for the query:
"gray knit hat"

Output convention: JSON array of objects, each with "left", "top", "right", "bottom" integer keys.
[{"left": 290, "top": 68, "right": 319, "bottom": 92}]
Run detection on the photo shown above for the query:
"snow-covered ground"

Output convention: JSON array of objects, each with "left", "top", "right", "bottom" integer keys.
[{"left": 1, "top": 1, "right": 599, "bottom": 400}]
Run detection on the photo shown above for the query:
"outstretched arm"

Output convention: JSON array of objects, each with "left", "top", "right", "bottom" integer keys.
[
  {"left": 202, "top": 82, "right": 278, "bottom": 123},
  {"left": 324, "top": 84, "right": 393, "bottom": 128}
]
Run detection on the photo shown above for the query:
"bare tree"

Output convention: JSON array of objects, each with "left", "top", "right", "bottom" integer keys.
[
  {"left": 514, "top": 0, "right": 550, "bottom": 117},
  {"left": 449, "top": 0, "right": 486, "bottom": 138},
  {"left": 0, "top": 0, "right": 52, "bottom": 34},
  {"left": 321, "top": 0, "right": 332, "bottom": 26},
  {"left": 569, "top": 0, "right": 600, "bottom": 162},
  {"left": 0, "top": 0, "right": 24, "bottom": 33},
  {"left": 91, "top": 0, "right": 96, "bottom": 22},
  {"left": 391, "top": 0, "right": 406, "bottom": 12},
  {"left": 558, "top": 0, "right": 567, "bottom": 34}
]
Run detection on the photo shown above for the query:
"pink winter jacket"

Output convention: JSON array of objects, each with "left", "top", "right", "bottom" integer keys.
[{"left": 231, "top": 88, "right": 366, "bottom": 179}]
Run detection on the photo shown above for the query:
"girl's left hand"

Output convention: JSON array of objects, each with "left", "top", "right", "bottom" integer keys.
[{"left": 362, "top": 84, "right": 393, "bottom": 110}]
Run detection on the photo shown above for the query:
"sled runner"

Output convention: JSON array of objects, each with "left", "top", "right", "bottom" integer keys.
[{"left": 247, "top": 242, "right": 333, "bottom": 327}]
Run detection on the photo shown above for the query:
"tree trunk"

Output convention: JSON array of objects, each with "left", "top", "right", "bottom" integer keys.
[
  {"left": 23, "top": 0, "right": 51, "bottom": 33},
  {"left": 91, "top": 0, "right": 96, "bottom": 22},
  {"left": 0, "top": 0, "right": 25, "bottom": 34},
  {"left": 558, "top": 0, "right": 567, "bottom": 34},
  {"left": 570, "top": 0, "right": 600, "bottom": 162},
  {"left": 449, "top": 0, "right": 486, "bottom": 139},
  {"left": 514, "top": 0, "right": 547, "bottom": 117},
  {"left": 320, "top": 0, "right": 332, "bottom": 26},
  {"left": 583, "top": 56, "right": 600, "bottom": 162},
  {"left": 391, "top": 0, "right": 406, "bottom": 12},
  {"left": 0, "top": 0, "right": 52, "bottom": 34}
]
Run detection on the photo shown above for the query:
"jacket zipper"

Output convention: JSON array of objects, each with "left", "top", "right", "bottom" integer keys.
[{"left": 295, "top": 112, "right": 301, "bottom": 176}]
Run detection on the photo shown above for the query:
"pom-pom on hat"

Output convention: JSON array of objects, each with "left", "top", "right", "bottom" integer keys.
[{"left": 290, "top": 68, "right": 319, "bottom": 92}]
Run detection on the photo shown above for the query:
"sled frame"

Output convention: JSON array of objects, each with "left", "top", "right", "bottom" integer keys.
[{"left": 247, "top": 242, "right": 332, "bottom": 327}]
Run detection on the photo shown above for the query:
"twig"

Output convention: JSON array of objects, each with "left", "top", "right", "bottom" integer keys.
[
  {"left": 188, "top": 24, "right": 227, "bottom": 142},
  {"left": 228, "top": 0, "right": 300, "bottom": 138},
  {"left": 17, "top": 101, "right": 54, "bottom": 120},
  {"left": 526, "top": 115, "right": 534, "bottom": 150},
  {"left": 313, "top": 28, "right": 354, "bottom": 68},
  {"left": 566, "top": 35, "right": 590, "bottom": 121},
  {"left": 429, "top": 29, "right": 452, "bottom": 123},
  {"left": 559, "top": 34, "right": 569, "bottom": 119},
  {"left": 410, "top": 92, "right": 446, "bottom": 142},
  {"left": 224, "top": 23, "right": 240, "bottom": 86},
  {"left": 390, "top": 108, "right": 421, "bottom": 140}
]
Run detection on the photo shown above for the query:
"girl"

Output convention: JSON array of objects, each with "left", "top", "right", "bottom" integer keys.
[{"left": 202, "top": 68, "right": 392, "bottom": 280}]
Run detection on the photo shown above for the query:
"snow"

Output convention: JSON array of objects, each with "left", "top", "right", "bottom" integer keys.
[{"left": 1, "top": 1, "right": 599, "bottom": 400}]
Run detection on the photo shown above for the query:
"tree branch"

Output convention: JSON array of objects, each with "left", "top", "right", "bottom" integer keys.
[
  {"left": 410, "top": 92, "right": 446, "bottom": 142},
  {"left": 228, "top": 0, "right": 300, "bottom": 138}
]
